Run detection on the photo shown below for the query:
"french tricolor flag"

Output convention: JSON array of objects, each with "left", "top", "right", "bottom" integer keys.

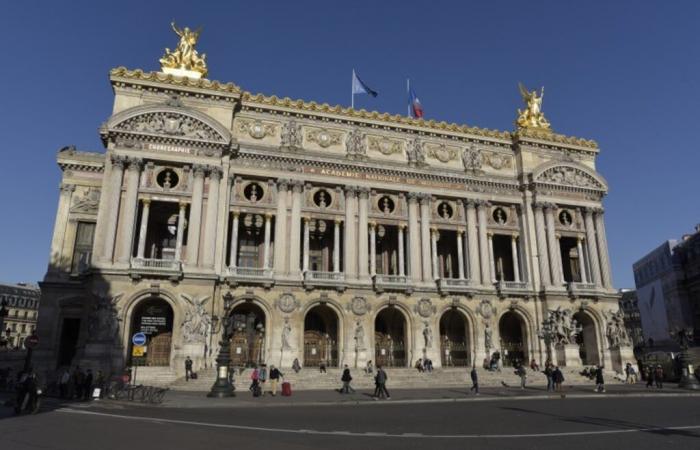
[{"left": 409, "top": 86, "right": 424, "bottom": 119}]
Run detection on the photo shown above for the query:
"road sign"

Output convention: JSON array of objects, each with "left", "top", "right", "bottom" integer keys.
[
  {"left": 132, "top": 346, "right": 146, "bottom": 357},
  {"left": 132, "top": 332, "right": 147, "bottom": 346},
  {"left": 24, "top": 334, "right": 39, "bottom": 349}
]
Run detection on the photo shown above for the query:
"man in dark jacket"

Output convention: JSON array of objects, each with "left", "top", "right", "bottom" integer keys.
[
  {"left": 373, "top": 366, "right": 390, "bottom": 400},
  {"left": 340, "top": 365, "right": 355, "bottom": 394},
  {"left": 185, "top": 356, "right": 193, "bottom": 381},
  {"left": 544, "top": 364, "right": 554, "bottom": 391},
  {"left": 269, "top": 365, "right": 282, "bottom": 396},
  {"left": 553, "top": 366, "right": 565, "bottom": 391},
  {"left": 83, "top": 369, "right": 94, "bottom": 400},
  {"left": 470, "top": 366, "right": 479, "bottom": 395},
  {"left": 594, "top": 365, "right": 605, "bottom": 393}
]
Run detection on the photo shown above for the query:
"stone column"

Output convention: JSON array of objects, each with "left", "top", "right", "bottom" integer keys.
[
  {"left": 511, "top": 234, "right": 521, "bottom": 283},
  {"left": 407, "top": 193, "right": 422, "bottom": 281},
  {"left": 577, "top": 237, "right": 587, "bottom": 283},
  {"left": 544, "top": 204, "right": 562, "bottom": 286},
  {"left": 228, "top": 211, "right": 239, "bottom": 268},
  {"left": 117, "top": 158, "right": 142, "bottom": 264},
  {"left": 556, "top": 235, "right": 565, "bottom": 283},
  {"left": 48, "top": 183, "right": 75, "bottom": 271},
  {"left": 431, "top": 228, "right": 439, "bottom": 279},
  {"left": 357, "top": 188, "right": 370, "bottom": 279},
  {"left": 487, "top": 233, "right": 496, "bottom": 282},
  {"left": 457, "top": 230, "right": 465, "bottom": 279},
  {"left": 302, "top": 217, "right": 310, "bottom": 272},
  {"left": 202, "top": 167, "right": 221, "bottom": 268},
  {"left": 595, "top": 208, "right": 613, "bottom": 288},
  {"left": 273, "top": 180, "right": 289, "bottom": 275},
  {"left": 583, "top": 207, "right": 602, "bottom": 286},
  {"left": 465, "top": 200, "right": 480, "bottom": 283},
  {"left": 419, "top": 195, "right": 432, "bottom": 282},
  {"left": 476, "top": 201, "right": 491, "bottom": 285},
  {"left": 186, "top": 165, "right": 206, "bottom": 266},
  {"left": 344, "top": 187, "right": 358, "bottom": 278},
  {"left": 398, "top": 224, "right": 406, "bottom": 277},
  {"left": 288, "top": 182, "right": 303, "bottom": 276},
  {"left": 175, "top": 202, "right": 187, "bottom": 261},
  {"left": 333, "top": 218, "right": 341, "bottom": 273},
  {"left": 263, "top": 212, "right": 272, "bottom": 269},
  {"left": 136, "top": 198, "right": 150, "bottom": 259},
  {"left": 533, "top": 203, "right": 551, "bottom": 287},
  {"left": 369, "top": 222, "right": 377, "bottom": 276},
  {"left": 102, "top": 156, "right": 125, "bottom": 262}
]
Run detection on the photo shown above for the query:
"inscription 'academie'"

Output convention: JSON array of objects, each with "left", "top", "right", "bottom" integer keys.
[{"left": 307, "top": 167, "right": 464, "bottom": 190}]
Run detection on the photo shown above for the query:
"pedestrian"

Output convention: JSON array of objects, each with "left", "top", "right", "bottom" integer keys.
[
  {"left": 644, "top": 366, "right": 653, "bottom": 388},
  {"left": 73, "top": 366, "right": 84, "bottom": 400},
  {"left": 530, "top": 358, "right": 540, "bottom": 372},
  {"left": 269, "top": 365, "right": 282, "bottom": 396},
  {"left": 340, "top": 365, "right": 355, "bottom": 394},
  {"left": 365, "top": 360, "right": 374, "bottom": 375},
  {"left": 516, "top": 364, "right": 527, "bottom": 389},
  {"left": 292, "top": 358, "right": 302, "bottom": 373},
  {"left": 415, "top": 358, "right": 424, "bottom": 373},
  {"left": 95, "top": 370, "right": 105, "bottom": 399},
  {"left": 553, "top": 366, "right": 565, "bottom": 391},
  {"left": 624, "top": 363, "right": 633, "bottom": 384},
  {"left": 185, "top": 356, "right": 193, "bottom": 381},
  {"left": 426, "top": 359, "right": 433, "bottom": 372},
  {"left": 59, "top": 367, "right": 70, "bottom": 399},
  {"left": 373, "top": 365, "right": 390, "bottom": 400},
  {"left": 544, "top": 364, "right": 554, "bottom": 392},
  {"left": 469, "top": 366, "right": 479, "bottom": 395},
  {"left": 654, "top": 365, "right": 664, "bottom": 389},
  {"left": 83, "top": 369, "right": 94, "bottom": 400},
  {"left": 249, "top": 365, "right": 260, "bottom": 392},
  {"left": 594, "top": 365, "right": 605, "bottom": 393},
  {"left": 319, "top": 361, "right": 327, "bottom": 374},
  {"left": 258, "top": 364, "right": 268, "bottom": 395},
  {"left": 629, "top": 364, "right": 637, "bottom": 384}
]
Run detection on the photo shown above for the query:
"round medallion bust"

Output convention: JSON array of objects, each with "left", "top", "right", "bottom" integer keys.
[{"left": 350, "top": 296, "right": 368, "bottom": 316}]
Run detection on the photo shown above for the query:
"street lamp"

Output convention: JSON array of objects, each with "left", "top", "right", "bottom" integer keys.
[
  {"left": 208, "top": 292, "right": 236, "bottom": 398},
  {"left": 537, "top": 316, "right": 555, "bottom": 365},
  {"left": 671, "top": 327, "right": 699, "bottom": 390}
]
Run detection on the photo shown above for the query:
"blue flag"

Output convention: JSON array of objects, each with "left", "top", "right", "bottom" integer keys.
[{"left": 352, "top": 70, "right": 378, "bottom": 97}]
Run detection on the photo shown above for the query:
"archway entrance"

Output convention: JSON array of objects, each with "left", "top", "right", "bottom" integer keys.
[
  {"left": 574, "top": 311, "right": 600, "bottom": 365},
  {"left": 229, "top": 303, "right": 266, "bottom": 367},
  {"left": 129, "top": 298, "right": 174, "bottom": 366},
  {"left": 499, "top": 311, "right": 527, "bottom": 367},
  {"left": 375, "top": 307, "right": 407, "bottom": 367},
  {"left": 440, "top": 310, "right": 470, "bottom": 367},
  {"left": 303, "top": 304, "right": 339, "bottom": 367}
]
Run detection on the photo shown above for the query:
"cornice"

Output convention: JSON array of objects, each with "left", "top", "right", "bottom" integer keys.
[
  {"left": 57, "top": 148, "right": 105, "bottom": 173},
  {"left": 109, "top": 67, "right": 241, "bottom": 100}
]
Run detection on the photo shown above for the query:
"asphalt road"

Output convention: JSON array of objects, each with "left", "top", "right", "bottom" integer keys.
[{"left": 0, "top": 396, "right": 698, "bottom": 450}]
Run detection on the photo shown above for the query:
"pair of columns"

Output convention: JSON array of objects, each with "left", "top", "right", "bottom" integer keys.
[
  {"left": 135, "top": 199, "right": 187, "bottom": 260},
  {"left": 301, "top": 218, "right": 342, "bottom": 273},
  {"left": 533, "top": 203, "right": 612, "bottom": 289},
  {"left": 101, "top": 155, "right": 142, "bottom": 264},
  {"left": 228, "top": 211, "right": 273, "bottom": 270},
  {"left": 367, "top": 222, "right": 407, "bottom": 277}
]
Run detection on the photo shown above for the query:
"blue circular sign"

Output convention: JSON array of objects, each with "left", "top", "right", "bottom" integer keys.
[{"left": 132, "top": 332, "right": 147, "bottom": 346}]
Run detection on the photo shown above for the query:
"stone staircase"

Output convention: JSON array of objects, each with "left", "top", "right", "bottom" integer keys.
[
  {"left": 130, "top": 366, "right": 179, "bottom": 387},
  {"left": 167, "top": 366, "right": 605, "bottom": 392}
]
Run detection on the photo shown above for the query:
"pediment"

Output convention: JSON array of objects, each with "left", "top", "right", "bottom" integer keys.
[
  {"left": 532, "top": 162, "right": 607, "bottom": 191},
  {"left": 101, "top": 101, "right": 232, "bottom": 147}
]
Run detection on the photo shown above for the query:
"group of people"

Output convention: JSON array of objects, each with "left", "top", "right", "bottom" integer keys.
[
  {"left": 414, "top": 358, "right": 434, "bottom": 373},
  {"left": 643, "top": 364, "right": 665, "bottom": 389},
  {"left": 336, "top": 363, "right": 390, "bottom": 399},
  {"left": 57, "top": 366, "right": 103, "bottom": 400},
  {"left": 543, "top": 363, "right": 566, "bottom": 391},
  {"left": 248, "top": 363, "right": 284, "bottom": 396}
]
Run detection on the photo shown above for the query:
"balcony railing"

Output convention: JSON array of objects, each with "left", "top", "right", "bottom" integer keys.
[
  {"left": 229, "top": 266, "right": 273, "bottom": 279},
  {"left": 304, "top": 271, "right": 345, "bottom": 282},
  {"left": 567, "top": 281, "right": 598, "bottom": 297},
  {"left": 437, "top": 277, "right": 475, "bottom": 294},
  {"left": 373, "top": 274, "right": 412, "bottom": 292},
  {"left": 131, "top": 258, "right": 182, "bottom": 272},
  {"left": 495, "top": 280, "right": 531, "bottom": 297}
]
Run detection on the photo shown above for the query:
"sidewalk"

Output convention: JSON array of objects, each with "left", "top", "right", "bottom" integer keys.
[{"left": 151, "top": 383, "right": 700, "bottom": 409}]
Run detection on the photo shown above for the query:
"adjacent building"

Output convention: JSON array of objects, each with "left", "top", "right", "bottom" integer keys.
[
  {"left": 36, "top": 27, "right": 629, "bottom": 382},
  {"left": 618, "top": 289, "right": 644, "bottom": 349},
  {"left": 0, "top": 282, "right": 40, "bottom": 349}
]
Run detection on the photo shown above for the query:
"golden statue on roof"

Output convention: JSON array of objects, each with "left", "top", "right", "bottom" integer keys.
[
  {"left": 159, "top": 22, "right": 208, "bottom": 79},
  {"left": 516, "top": 82, "right": 551, "bottom": 131}
]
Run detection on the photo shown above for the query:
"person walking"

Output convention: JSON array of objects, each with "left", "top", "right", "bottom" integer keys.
[
  {"left": 249, "top": 365, "right": 260, "bottom": 393},
  {"left": 594, "top": 365, "right": 605, "bottom": 393},
  {"left": 340, "top": 365, "right": 355, "bottom": 394},
  {"left": 373, "top": 366, "right": 390, "bottom": 400},
  {"left": 654, "top": 365, "right": 664, "bottom": 389},
  {"left": 292, "top": 358, "right": 301, "bottom": 374},
  {"left": 258, "top": 364, "right": 268, "bottom": 396},
  {"left": 644, "top": 366, "right": 653, "bottom": 388},
  {"left": 516, "top": 364, "right": 527, "bottom": 389},
  {"left": 185, "top": 356, "right": 193, "bottom": 381},
  {"left": 553, "top": 366, "right": 565, "bottom": 391},
  {"left": 365, "top": 360, "right": 374, "bottom": 375},
  {"left": 269, "top": 365, "right": 282, "bottom": 396},
  {"left": 469, "top": 366, "right": 479, "bottom": 395},
  {"left": 83, "top": 369, "right": 94, "bottom": 401},
  {"left": 544, "top": 364, "right": 554, "bottom": 392},
  {"left": 59, "top": 368, "right": 70, "bottom": 399}
]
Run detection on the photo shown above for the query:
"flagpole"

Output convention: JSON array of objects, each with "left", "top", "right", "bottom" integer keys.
[
  {"left": 407, "top": 78, "right": 410, "bottom": 117},
  {"left": 351, "top": 69, "right": 355, "bottom": 109}
]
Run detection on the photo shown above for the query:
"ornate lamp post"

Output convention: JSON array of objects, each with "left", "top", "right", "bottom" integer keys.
[
  {"left": 208, "top": 292, "right": 236, "bottom": 398},
  {"left": 671, "top": 327, "right": 699, "bottom": 390},
  {"left": 537, "top": 316, "right": 555, "bottom": 365}
]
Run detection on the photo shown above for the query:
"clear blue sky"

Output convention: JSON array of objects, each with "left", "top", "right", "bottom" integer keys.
[{"left": 1, "top": 1, "right": 698, "bottom": 288}]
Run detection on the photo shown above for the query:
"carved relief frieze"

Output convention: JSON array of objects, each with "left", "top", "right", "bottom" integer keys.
[
  {"left": 280, "top": 120, "right": 303, "bottom": 151},
  {"left": 425, "top": 142, "right": 459, "bottom": 163},
  {"left": 115, "top": 112, "right": 224, "bottom": 142},
  {"left": 536, "top": 166, "right": 604, "bottom": 190},
  {"left": 70, "top": 188, "right": 101, "bottom": 214},
  {"left": 484, "top": 152, "right": 513, "bottom": 170},
  {"left": 306, "top": 127, "right": 343, "bottom": 148},
  {"left": 367, "top": 135, "right": 403, "bottom": 156},
  {"left": 238, "top": 119, "right": 277, "bottom": 140}
]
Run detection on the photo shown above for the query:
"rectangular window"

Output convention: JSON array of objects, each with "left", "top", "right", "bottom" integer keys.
[{"left": 72, "top": 221, "right": 96, "bottom": 273}]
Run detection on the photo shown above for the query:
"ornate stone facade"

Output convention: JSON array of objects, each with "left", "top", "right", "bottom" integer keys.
[{"left": 36, "top": 62, "right": 629, "bottom": 380}]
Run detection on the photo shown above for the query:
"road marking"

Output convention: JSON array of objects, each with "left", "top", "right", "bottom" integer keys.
[{"left": 56, "top": 408, "right": 700, "bottom": 439}]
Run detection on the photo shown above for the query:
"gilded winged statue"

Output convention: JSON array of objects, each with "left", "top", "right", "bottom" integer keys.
[
  {"left": 160, "top": 22, "right": 208, "bottom": 77},
  {"left": 516, "top": 82, "right": 551, "bottom": 130}
]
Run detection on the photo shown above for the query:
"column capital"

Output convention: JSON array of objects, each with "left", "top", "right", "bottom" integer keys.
[
  {"left": 110, "top": 154, "right": 127, "bottom": 169},
  {"left": 127, "top": 157, "right": 143, "bottom": 172},
  {"left": 179, "top": 200, "right": 188, "bottom": 208},
  {"left": 407, "top": 192, "right": 420, "bottom": 203},
  {"left": 543, "top": 202, "right": 558, "bottom": 212},
  {"left": 208, "top": 166, "right": 223, "bottom": 180},
  {"left": 358, "top": 187, "right": 370, "bottom": 199},
  {"left": 265, "top": 212, "right": 273, "bottom": 220},
  {"left": 277, "top": 178, "right": 290, "bottom": 191},
  {"left": 463, "top": 199, "right": 477, "bottom": 208},
  {"left": 231, "top": 210, "right": 240, "bottom": 218},
  {"left": 399, "top": 223, "right": 407, "bottom": 230},
  {"left": 511, "top": 233, "right": 518, "bottom": 240},
  {"left": 487, "top": 231, "right": 493, "bottom": 238},
  {"left": 334, "top": 218, "right": 343, "bottom": 225},
  {"left": 369, "top": 221, "right": 377, "bottom": 229},
  {"left": 141, "top": 197, "right": 151, "bottom": 206},
  {"left": 303, "top": 216, "right": 310, "bottom": 223},
  {"left": 344, "top": 185, "right": 358, "bottom": 196},
  {"left": 291, "top": 180, "right": 304, "bottom": 193},
  {"left": 475, "top": 199, "right": 491, "bottom": 209},
  {"left": 532, "top": 201, "right": 545, "bottom": 210},
  {"left": 457, "top": 228, "right": 465, "bottom": 235},
  {"left": 60, "top": 183, "right": 76, "bottom": 193},
  {"left": 418, "top": 193, "right": 432, "bottom": 205},
  {"left": 193, "top": 164, "right": 207, "bottom": 178}
]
